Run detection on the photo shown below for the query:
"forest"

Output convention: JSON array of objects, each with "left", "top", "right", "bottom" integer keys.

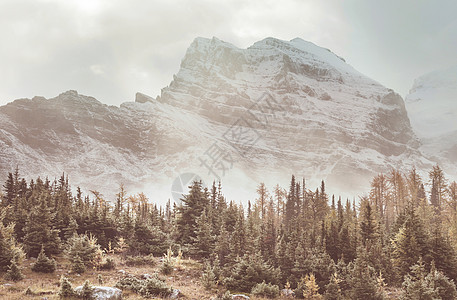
[{"left": 1, "top": 165, "right": 457, "bottom": 299}]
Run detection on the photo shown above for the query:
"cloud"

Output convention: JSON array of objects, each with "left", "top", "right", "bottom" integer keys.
[{"left": 0, "top": 0, "right": 455, "bottom": 105}]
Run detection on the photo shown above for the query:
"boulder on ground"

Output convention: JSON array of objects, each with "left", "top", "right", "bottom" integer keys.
[
  {"left": 74, "top": 286, "right": 122, "bottom": 300},
  {"left": 169, "top": 288, "right": 181, "bottom": 299}
]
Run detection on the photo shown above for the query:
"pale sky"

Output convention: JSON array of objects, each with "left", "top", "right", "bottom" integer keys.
[{"left": 0, "top": 0, "right": 456, "bottom": 106}]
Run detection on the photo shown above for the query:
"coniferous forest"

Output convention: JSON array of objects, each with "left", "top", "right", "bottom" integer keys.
[{"left": 1, "top": 166, "right": 457, "bottom": 299}]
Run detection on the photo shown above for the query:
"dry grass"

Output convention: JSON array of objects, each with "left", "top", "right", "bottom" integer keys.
[{"left": 0, "top": 254, "right": 219, "bottom": 299}]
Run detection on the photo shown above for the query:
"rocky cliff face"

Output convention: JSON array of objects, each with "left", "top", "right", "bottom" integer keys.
[{"left": 0, "top": 37, "right": 432, "bottom": 203}]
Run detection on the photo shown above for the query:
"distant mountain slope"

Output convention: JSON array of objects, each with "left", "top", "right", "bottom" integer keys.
[
  {"left": 0, "top": 37, "right": 434, "bottom": 203},
  {"left": 405, "top": 65, "right": 457, "bottom": 173}
]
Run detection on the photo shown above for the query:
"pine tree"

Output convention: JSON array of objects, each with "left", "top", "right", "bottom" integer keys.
[
  {"left": 429, "top": 224, "right": 457, "bottom": 280},
  {"left": 59, "top": 275, "right": 75, "bottom": 298},
  {"left": 302, "top": 274, "right": 322, "bottom": 300},
  {"left": 350, "top": 249, "right": 384, "bottom": 300},
  {"left": 192, "top": 210, "right": 215, "bottom": 259},
  {"left": 2, "top": 172, "right": 16, "bottom": 207},
  {"left": 285, "top": 175, "right": 299, "bottom": 226},
  {"left": 429, "top": 164, "right": 448, "bottom": 220},
  {"left": 31, "top": 246, "right": 56, "bottom": 273},
  {"left": 391, "top": 206, "right": 430, "bottom": 280},
  {"left": 324, "top": 273, "right": 342, "bottom": 300},
  {"left": 23, "top": 192, "right": 61, "bottom": 257},
  {"left": 359, "top": 199, "right": 379, "bottom": 249},
  {"left": 0, "top": 230, "right": 13, "bottom": 272},
  {"left": 5, "top": 260, "right": 23, "bottom": 281},
  {"left": 176, "top": 181, "right": 208, "bottom": 246},
  {"left": 399, "top": 259, "right": 456, "bottom": 300}
]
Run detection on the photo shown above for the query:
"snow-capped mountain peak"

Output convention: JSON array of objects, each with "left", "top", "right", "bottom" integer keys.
[{"left": 0, "top": 37, "right": 442, "bottom": 204}]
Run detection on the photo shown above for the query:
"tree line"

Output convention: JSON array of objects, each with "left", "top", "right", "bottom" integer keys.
[{"left": 1, "top": 165, "right": 457, "bottom": 299}]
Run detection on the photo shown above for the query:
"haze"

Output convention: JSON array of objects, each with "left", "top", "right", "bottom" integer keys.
[{"left": 0, "top": 0, "right": 456, "bottom": 106}]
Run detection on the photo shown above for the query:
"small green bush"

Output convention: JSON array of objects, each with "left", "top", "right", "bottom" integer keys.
[
  {"left": 4, "top": 261, "right": 23, "bottom": 281},
  {"left": 72, "top": 256, "right": 86, "bottom": 274},
  {"left": 214, "top": 291, "right": 232, "bottom": 300},
  {"left": 160, "top": 259, "right": 174, "bottom": 275},
  {"left": 80, "top": 280, "right": 94, "bottom": 300},
  {"left": 140, "top": 277, "right": 173, "bottom": 297},
  {"left": 115, "top": 274, "right": 173, "bottom": 298},
  {"left": 59, "top": 276, "right": 75, "bottom": 298},
  {"left": 31, "top": 247, "right": 56, "bottom": 273},
  {"left": 223, "top": 253, "right": 279, "bottom": 292},
  {"left": 251, "top": 281, "right": 280, "bottom": 298},
  {"left": 65, "top": 234, "right": 100, "bottom": 274},
  {"left": 201, "top": 263, "right": 218, "bottom": 290},
  {"left": 99, "top": 257, "right": 115, "bottom": 270},
  {"left": 124, "top": 254, "right": 156, "bottom": 267}
]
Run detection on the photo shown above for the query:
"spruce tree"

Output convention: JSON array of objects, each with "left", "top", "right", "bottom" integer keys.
[
  {"left": 350, "top": 249, "right": 384, "bottom": 300},
  {"left": 31, "top": 246, "right": 56, "bottom": 273},
  {"left": 176, "top": 181, "right": 208, "bottom": 246},
  {"left": 23, "top": 192, "right": 61, "bottom": 257},
  {"left": 192, "top": 210, "right": 215, "bottom": 259},
  {"left": 5, "top": 261, "right": 23, "bottom": 281},
  {"left": 391, "top": 206, "right": 430, "bottom": 280}
]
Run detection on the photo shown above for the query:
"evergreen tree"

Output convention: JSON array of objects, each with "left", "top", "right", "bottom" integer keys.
[
  {"left": 5, "top": 260, "right": 23, "bottom": 281},
  {"left": 391, "top": 206, "right": 430, "bottom": 280},
  {"left": 400, "top": 259, "right": 457, "bottom": 300},
  {"left": 359, "top": 199, "right": 379, "bottom": 249},
  {"left": 324, "top": 272, "right": 342, "bottom": 300},
  {"left": 31, "top": 246, "right": 56, "bottom": 273},
  {"left": 23, "top": 193, "right": 61, "bottom": 257},
  {"left": 192, "top": 210, "right": 215, "bottom": 259},
  {"left": 176, "top": 181, "right": 208, "bottom": 246},
  {"left": 350, "top": 249, "right": 384, "bottom": 300},
  {"left": 2, "top": 172, "right": 16, "bottom": 207}
]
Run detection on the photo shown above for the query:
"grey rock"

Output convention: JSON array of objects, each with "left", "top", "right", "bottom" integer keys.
[
  {"left": 232, "top": 295, "right": 250, "bottom": 300},
  {"left": 74, "top": 286, "right": 122, "bottom": 300},
  {"left": 169, "top": 288, "right": 181, "bottom": 299}
]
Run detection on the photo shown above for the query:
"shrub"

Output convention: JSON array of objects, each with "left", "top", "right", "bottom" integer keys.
[
  {"left": 99, "top": 257, "right": 115, "bottom": 270},
  {"left": 128, "top": 223, "right": 169, "bottom": 256},
  {"left": 72, "top": 256, "right": 86, "bottom": 274},
  {"left": 31, "top": 247, "right": 56, "bottom": 273},
  {"left": 25, "top": 286, "right": 34, "bottom": 296},
  {"left": 124, "top": 254, "right": 156, "bottom": 267},
  {"left": 115, "top": 276, "right": 144, "bottom": 294},
  {"left": 251, "top": 281, "right": 280, "bottom": 298},
  {"left": 214, "top": 291, "right": 232, "bottom": 300},
  {"left": 4, "top": 261, "right": 23, "bottom": 281},
  {"left": 59, "top": 276, "right": 75, "bottom": 298},
  {"left": 115, "top": 274, "right": 173, "bottom": 298},
  {"left": 65, "top": 234, "right": 100, "bottom": 274},
  {"left": 401, "top": 261, "right": 457, "bottom": 300},
  {"left": 98, "top": 274, "right": 103, "bottom": 285},
  {"left": 140, "top": 277, "right": 173, "bottom": 297},
  {"left": 223, "top": 253, "right": 279, "bottom": 293},
  {"left": 160, "top": 248, "right": 174, "bottom": 275},
  {"left": 79, "top": 280, "right": 94, "bottom": 300},
  {"left": 201, "top": 262, "right": 218, "bottom": 290}
]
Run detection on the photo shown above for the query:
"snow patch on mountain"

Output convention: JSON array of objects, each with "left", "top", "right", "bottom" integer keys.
[{"left": 405, "top": 65, "right": 457, "bottom": 175}]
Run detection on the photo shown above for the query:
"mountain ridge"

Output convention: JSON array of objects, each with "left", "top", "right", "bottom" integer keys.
[{"left": 0, "top": 37, "right": 446, "bottom": 203}]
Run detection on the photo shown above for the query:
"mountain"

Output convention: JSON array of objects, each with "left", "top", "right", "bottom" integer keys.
[
  {"left": 405, "top": 65, "right": 457, "bottom": 175},
  {"left": 0, "top": 37, "right": 433, "bottom": 203}
]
